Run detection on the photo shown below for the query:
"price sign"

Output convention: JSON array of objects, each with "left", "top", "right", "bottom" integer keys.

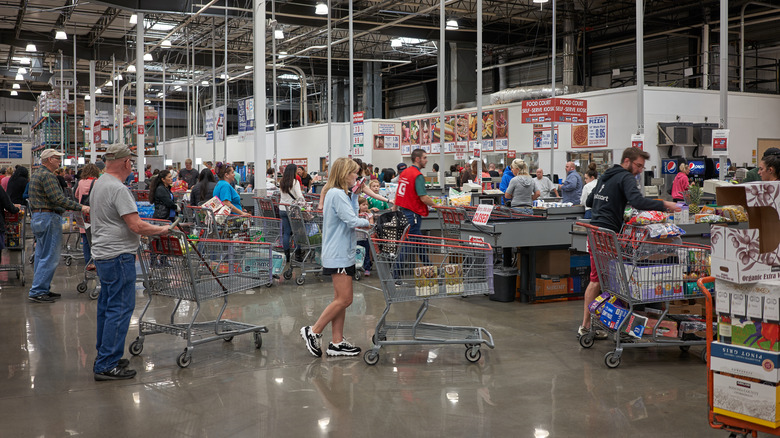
[
  {"left": 712, "top": 129, "right": 729, "bottom": 155},
  {"left": 631, "top": 134, "right": 644, "bottom": 150},
  {"left": 472, "top": 204, "right": 493, "bottom": 226}
]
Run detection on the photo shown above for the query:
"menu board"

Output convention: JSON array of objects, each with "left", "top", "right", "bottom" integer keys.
[
  {"left": 374, "top": 134, "right": 400, "bottom": 150},
  {"left": 494, "top": 108, "right": 508, "bottom": 151},
  {"left": 481, "top": 110, "right": 494, "bottom": 151},
  {"left": 532, "top": 124, "right": 559, "bottom": 150}
]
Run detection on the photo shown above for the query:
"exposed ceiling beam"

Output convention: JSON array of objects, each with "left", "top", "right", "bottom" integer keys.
[{"left": 87, "top": 7, "right": 122, "bottom": 47}]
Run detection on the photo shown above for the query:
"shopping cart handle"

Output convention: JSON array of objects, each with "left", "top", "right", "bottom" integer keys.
[
  {"left": 169, "top": 218, "right": 181, "bottom": 231},
  {"left": 575, "top": 221, "right": 599, "bottom": 230}
]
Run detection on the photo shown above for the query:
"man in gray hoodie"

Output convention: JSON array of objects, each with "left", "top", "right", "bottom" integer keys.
[{"left": 579, "top": 147, "right": 679, "bottom": 339}]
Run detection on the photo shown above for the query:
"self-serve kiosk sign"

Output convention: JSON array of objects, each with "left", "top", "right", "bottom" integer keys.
[{"left": 521, "top": 98, "right": 588, "bottom": 124}]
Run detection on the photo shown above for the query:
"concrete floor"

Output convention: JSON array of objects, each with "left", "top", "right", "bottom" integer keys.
[{"left": 0, "top": 246, "right": 730, "bottom": 438}]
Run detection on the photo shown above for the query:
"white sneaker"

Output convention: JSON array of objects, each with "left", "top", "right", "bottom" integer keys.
[{"left": 326, "top": 339, "right": 361, "bottom": 357}]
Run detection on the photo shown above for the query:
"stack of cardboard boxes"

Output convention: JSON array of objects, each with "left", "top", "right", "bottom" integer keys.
[
  {"left": 710, "top": 182, "right": 780, "bottom": 429},
  {"left": 534, "top": 249, "right": 570, "bottom": 298}
]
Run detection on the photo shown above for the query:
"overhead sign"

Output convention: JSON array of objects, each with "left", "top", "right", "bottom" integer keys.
[
  {"left": 521, "top": 98, "right": 588, "bottom": 124},
  {"left": 532, "top": 125, "right": 559, "bottom": 150},
  {"left": 712, "top": 129, "right": 729, "bottom": 155},
  {"left": 631, "top": 134, "right": 644, "bottom": 150},
  {"left": 661, "top": 159, "right": 678, "bottom": 175}
]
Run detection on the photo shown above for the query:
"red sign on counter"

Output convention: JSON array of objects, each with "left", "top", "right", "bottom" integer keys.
[
  {"left": 521, "top": 97, "right": 588, "bottom": 124},
  {"left": 472, "top": 204, "right": 493, "bottom": 226}
]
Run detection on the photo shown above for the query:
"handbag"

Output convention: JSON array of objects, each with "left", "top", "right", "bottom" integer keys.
[
  {"left": 80, "top": 179, "right": 96, "bottom": 206},
  {"left": 375, "top": 211, "right": 409, "bottom": 256}
]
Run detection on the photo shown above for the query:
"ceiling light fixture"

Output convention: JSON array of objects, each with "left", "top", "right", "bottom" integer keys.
[
  {"left": 104, "top": 81, "right": 112, "bottom": 87},
  {"left": 145, "top": 99, "right": 151, "bottom": 104},
  {"left": 95, "top": 88, "right": 102, "bottom": 94},
  {"left": 201, "top": 80, "right": 209, "bottom": 86},
  {"left": 446, "top": 19, "right": 458, "bottom": 30},
  {"left": 84, "top": 94, "right": 90, "bottom": 100},
  {"left": 18, "top": 67, "right": 27, "bottom": 74},
  {"left": 220, "top": 73, "right": 228, "bottom": 79},
  {"left": 245, "top": 65, "right": 252, "bottom": 69},
  {"left": 274, "top": 29, "right": 284, "bottom": 39},
  {"left": 55, "top": 30, "right": 67, "bottom": 40},
  {"left": 143, "top": 53, "right": 153, "bottom": 61},
  {"left": 15, "top": 74, "right": 23, "bottom": 81},
  {"left": 12, "top": 83, "right": 20, "bottom": 89},
  {"left": 532, "top": 0, "right": 549, "bottom": 3},
  {"left": 130, "top": 14, "right": 137, "bottom": 24},
  {"left": 10, "top": 90, "right": 18, "bottom": 96},
  {"left": 391, "top": 38, "right": 402, "bottom": 48},
  {"left": 20, "top": 57, "right": 31, "bottom": 65},
  {"left": 279, "top": 51, "right": 288, "bottom": 59},
  {"left": 26, "top": 43, "right": 37, "bottom": 52},
  {"left": 115, "top": 74, "right": 123, "bottom": 80},
  {"left": 315, "top": 2, "right": 328, "bottom": 15},
  {"left": 161, "top": 40, "right": 172, "bottom": 48},
  {"left": 127, "top": 65, "right": 136, "bottom": 72}
]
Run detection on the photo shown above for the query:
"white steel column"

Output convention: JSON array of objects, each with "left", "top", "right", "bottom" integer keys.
[
  {"left": 162, "top": 61, "right": 166, "bottom": 158},
  {"left": 272, "top": 0, "right": 278, "bottom": 170},
  {"left": 636, "top": 0, "right": 644, "bottom": 137},
  {"left": 59, "top": 50, "right": 64, "bottom": 153},
  {"left": 327, "top": 0, "right": 331, "bottom": 168},
  {"left": 549, "top": 0, "right": 556, "bottom": 180},
  {"left": 438, "top": 0, "right": 445, "bottom": 186},
  {"left": 112, "top": 55, "right": 117, "bottom": 145},
  {"left": 254, "top": 0, "right": 267, "bottom": 194},
  {"left": 73, "top": 29, "right": 77, "bottom": 159},
  {"left": 476, "top": 0, "right": 482, "bottom": 179},
  {"left": 349, "top": 0, "right": 353, "bottom": 164},
  {"left": 186, "top": 33, "right": 192, "bottom": 159},
  {"left": 88, "top": 60, "right": 95, "bottom": 164},
  {"left": 137, "top": 12, "right": 146, "bottom": 182},
  {"left": 224, "top": 3, "right": 229, "bottom": 162},
  {"left": 213, "top": 17, "right": 217, "bottom": 164},
  {"left": 719, "top": 0, "right": 728, "bottom": 180}
]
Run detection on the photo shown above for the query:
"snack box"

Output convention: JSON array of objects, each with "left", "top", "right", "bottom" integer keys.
[{"left": 599, "top": 301, "right": 630, "bottom": 330}]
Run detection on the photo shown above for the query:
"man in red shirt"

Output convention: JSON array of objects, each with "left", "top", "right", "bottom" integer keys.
[{"left": 395, "top": 149, "right": 435, "bottom": 263}]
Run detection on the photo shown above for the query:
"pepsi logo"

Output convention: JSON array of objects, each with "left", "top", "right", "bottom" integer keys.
[
  {"left": 666, "top": 161, "right": 677, "bottom": 173},
  {"left": 716, "top": 162, "right": 721, "bottom": 171},
  {"left": 689, "top": 162, "right": 704, "bottom": 172}
]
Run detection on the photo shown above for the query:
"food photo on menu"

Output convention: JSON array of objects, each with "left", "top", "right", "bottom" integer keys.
[
  {"left": 420, "top": 119, "right": 431, "bottom": 145},
  {"left": 457, "top": 114, "right": 469, "bottom": 141},
  {"left": 572, "top": 124, "right": 588, "bottom": 147},
  {"left": 495, "top": 109, "right": 508, "bottom": 138},
  {"left": 410, "top": 120, "right": 420, "bottom": 145},
  {"left": 401, "top": 121, "right": 411, "bottom": 145},
  {"left": 482, "top": 111, "right": 494, "bottom": 139}
]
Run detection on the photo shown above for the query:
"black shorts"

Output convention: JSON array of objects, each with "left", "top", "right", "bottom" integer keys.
[{"left": 322, "top": 265, "right": 356, "bottom": 276}]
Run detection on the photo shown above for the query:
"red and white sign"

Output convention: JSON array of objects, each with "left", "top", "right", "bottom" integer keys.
[
  {"left": 137, "top": 126, "right": 145, "bottom": 135},
  {"left": 280, "top": 158, "right": 308, "bottom": 169},
  {"left": 507, "top": 150, "right": 516, "bottom": 160},
  {"left": 352, "top": 111, "right": 364, "bottom": 123},
  {"left": 472, "top": 204, "right": 493, "bottom": 226},
  {"left": 712, "top": 129, "right": 729, "bottom": 155},
  {"left": 631, "top": 134, "right": 644, "bottom": 150},
  {"left": 454, "top": 143, "right": 467, "bottom": 160},
  {"left": 93, "top": 121, "right": 101, "bottom": 144},
  {"left": 521, "top": 98, "right": 588, "bottom": 124}
]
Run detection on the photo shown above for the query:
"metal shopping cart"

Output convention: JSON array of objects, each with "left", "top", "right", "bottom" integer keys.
[
  {"left": 579, "top": 222, "right": 712, "bottom": 368},
  {"left": 363, "top": 232, "right": 496, "bottom": 365},
  {"left": 435, "top": 206, "right": 466, "bottom": 241},
  {"left": 3, "top": 209, "right": 27, "bottom": 286},
  {"left": 253, "top": 196, "right": 279, "bottom": 219},
  {"left": 61, "top": 210, "right": 83, "bottom": 266},
  {"left": 285, "top": 205, "right": 323, "bottom": 285},
  {"left": 73, "top": 212, "right": 100, "bottom": 299},
  {"left": 132, "top": 190, "right": 150, "bottom": 202},
  {"left": 130, "top": 231, "right": 271, "bottom": 367}
]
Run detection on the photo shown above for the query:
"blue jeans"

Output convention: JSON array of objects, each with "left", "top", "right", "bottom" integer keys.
[
  {"left": 400, "top": 208, "right": 429, "bottom": 264},
  {"left": 280, "top": 210, "right": 293, "bottom": 251},
  {"left": 30, "top": 212, "right": 63, "bottom": 297},
  {"left": 358, "top": 239, "right": 371, "bottom": 271},
  {"left": 81, "top": 232, "right": 91, "bottom": 262},
  {"left": 94, "top": 253, "right": 137, "bottom": 373}
]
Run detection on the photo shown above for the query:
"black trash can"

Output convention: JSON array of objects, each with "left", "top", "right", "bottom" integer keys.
[{"left": 491, "top": 269, "right": 518, "bottom": 302}]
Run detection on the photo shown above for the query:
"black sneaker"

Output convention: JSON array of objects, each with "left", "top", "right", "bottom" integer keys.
[
  {"left": 94, "top": 358, "right": 130, "bottom": 370},
  {"left": 94, "top": 366, "right": 137, "bottom": 381},
  {"left": 300, "top": 326, "right": 322, "bottom": 357},
  {"left": 47, "top": 292, "right": 62, "bottom": 299},
  {"left": 28, "top": 294, "right": 57, "bottom": 303},
  {"left": 326, "top": 339, "right": 361, "bottom": 357}
]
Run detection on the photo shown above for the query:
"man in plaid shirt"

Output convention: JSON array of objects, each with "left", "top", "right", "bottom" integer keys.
[{"left": 28, "top": 148, "right": 90, "bottom": 303}]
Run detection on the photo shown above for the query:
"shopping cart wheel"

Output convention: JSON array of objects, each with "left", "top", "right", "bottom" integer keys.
[
  {"left": 465, "top": 347, "right": 482, "bottom": 363},
  {"left": 29, "top": 255, "right": 34, "bottom": 264},
  {"left": 700, "top": 348, "right": 708, "bottom": 363},
  {"left": 223, "top": 336, "right": 234, "bottom": 342},
  {"left": 176, "top": 350, "right": 192, "bottom": 368},
  {"left": 729, "top": 432, "right": 747, "bottom": 438},
  {"left": 129, "top": 338, "right": 144, "bottom": 356},
  {"left": 283, "top": 270, "right": 293, "bottom": 280},
  {"left": 679, "top": 345, "right": 690, "bottom": 352},
  {"left": 579, "top": 334, "right": 595, "bottom": 349},
  {"left": 296, "top": 276, "right": 306, "bottom": 286},
  {"left": 254, "top": 332, "right": 263, "bottom": 349},
  {"left": 604, "top": 351, "right": 621, "bottom": 369},
  {"left": 65, "top": 256, "right": 73, "bottom": 266},
  {"left": 363, "top": 350, "right": 379, "bottom": 365},
  {"left": 77, "top": 282, "right": 88, "bottom": 293},
  {"left": 354, "top": 270, "right": 362, "bottom": 281},
  {"left": 89, "top": 287, "right": 100, "bottom": 300}
]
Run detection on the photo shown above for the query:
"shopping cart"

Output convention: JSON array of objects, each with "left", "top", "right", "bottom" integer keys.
[
  {"left": 130, "top": 230, "right": 271, "bottom": 368},
  {"left": 363, "top": 232, "right": 496, "bottom": 365},
  {"left": 697, "top": 277, "right": 780, "bottom": 438},
  {"left": 285, "top": 205, "right": 323, "bottom": 285},
  {"left": 579, "top": 222, "right": 712, "bottom": 368},
  {"left": 254, "top": 197, "right": 278, "bottom": 219},
  {"left": 2, "top": 208, "right": 27, "bottom": 286},
  {"left": 61, "top": 210, "right": 83, "bottom": 266},
  {"left": 73, "top": 212, "right": 100, "bottom": 299},
  {"left": 132, "top": 190, "right": 150, "bottom": 202},
  {"left": 435, "top": 206, "right": 466, "bottom": 241}
]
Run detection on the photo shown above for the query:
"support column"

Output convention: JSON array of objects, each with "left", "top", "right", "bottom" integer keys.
[
  {"left": 88, "top": 60, "right": 95, "bottom": 164},
  {"left": 254, "top": 0, "right": 266, "bottom": 194},
  {"left": 137, "top": 12, "right": 145, "bottom": 182}
]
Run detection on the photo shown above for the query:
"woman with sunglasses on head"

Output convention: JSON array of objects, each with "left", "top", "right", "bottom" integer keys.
[{"left": 213, "top": 163, "right": 250, "bottom": 216}]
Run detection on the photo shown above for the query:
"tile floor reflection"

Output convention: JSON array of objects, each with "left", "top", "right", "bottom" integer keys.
[{"left": 0, "top": 250, "right": 724, "bottom": 437}]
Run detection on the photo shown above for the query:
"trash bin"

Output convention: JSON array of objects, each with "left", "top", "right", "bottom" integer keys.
[{"left": 491, "top": 269, "right": 517, "bottom": 302}]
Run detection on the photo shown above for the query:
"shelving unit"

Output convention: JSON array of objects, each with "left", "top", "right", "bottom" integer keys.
[
  {"left": 31, "top": 113, "right": 85, "bottom": 157},
  {"left": 123, "top": 115, "right": 159, "bottom": 155}
]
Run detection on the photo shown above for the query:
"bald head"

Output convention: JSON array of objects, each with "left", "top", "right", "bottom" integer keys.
[
  {"left": 565, "top": 162, "right": 576, "bottom": 173},
  {"left": 536, "top": 168, "right": 544, "bottom": 179}
]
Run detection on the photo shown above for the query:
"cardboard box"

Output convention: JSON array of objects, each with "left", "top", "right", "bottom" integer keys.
[
  {"left": 535, "top": 249, "right": 570, "bottom": 276},
  {"left": 711, "top": 342, "right": 780, "bottom": 382},
  {"left": 568, "top": 275, "right": 589, "bottom": 294},
  {"left": 715, "top": 279, "right": 780, "bottom": 322},
  {"left": 570, "top": 254, "right": 590, "bottom": 268},
  {"left": 720, "top": 315, "right": 780, "bottom": 352},
  {"left": 599, "top": 301, "right": 630, "bottom": 330},
  {"left": 644, "top": 318, "right": 678, "bottom": 338},
  {"left": 535, "top": 276, "right": 568, "bottom": 297},
  {"left": 624, "top": 263, "right": 684, "bottom": 301},
  {"left": 713, "top": 372, "right": 780, "bottom": 428},
  {"left": 711, "top": 183, "right": 780, "bottom": 284}
]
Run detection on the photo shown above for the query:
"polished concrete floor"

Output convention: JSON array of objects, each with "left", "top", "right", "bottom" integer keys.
[{"left": 0, "top": 247, "right": 731, "bottom": 438}]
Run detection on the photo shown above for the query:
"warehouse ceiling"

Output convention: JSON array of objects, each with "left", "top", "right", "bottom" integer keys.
[{"left": 2, "top": 0, "right": 780, "bottom": 106}]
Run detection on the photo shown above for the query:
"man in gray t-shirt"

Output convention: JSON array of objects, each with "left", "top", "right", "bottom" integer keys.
[
  {"left": 534, "top": 168, "right": 559, "bottom": 198},
  {"left": 91, "top": 144, "right": 169, "bottom": 382}
]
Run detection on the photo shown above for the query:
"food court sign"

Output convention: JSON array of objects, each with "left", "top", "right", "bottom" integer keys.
[{"left": 521, "top": 98, "right": 588, "bottom": 124}]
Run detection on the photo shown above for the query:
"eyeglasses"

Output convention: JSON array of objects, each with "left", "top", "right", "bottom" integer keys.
[{"left": 632, "top": 161, "right": 645, "bottom": 170}]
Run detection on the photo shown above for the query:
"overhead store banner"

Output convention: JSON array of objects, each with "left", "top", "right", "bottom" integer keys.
[
  {"left": 521, "top": 97, "right": 587, "bottom": 124},
  {"left": 237, "top": 97, "right": 255, "bottom": 141},
  {"left": 205, "top": 109, "right": 215, "bottom": 141},
  {"left": 215, "top": 105, "right": 226, "bottom": 142}
]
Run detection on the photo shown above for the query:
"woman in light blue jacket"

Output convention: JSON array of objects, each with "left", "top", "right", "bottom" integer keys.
[{"left": 301, "top": 157, "right": 370, "bottom": 358}]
